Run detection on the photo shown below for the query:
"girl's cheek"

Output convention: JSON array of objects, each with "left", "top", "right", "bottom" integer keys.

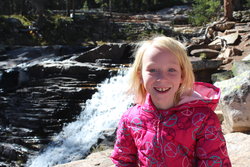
[{"left": 168, "top": 72, "right": 181, "bottom": 78}]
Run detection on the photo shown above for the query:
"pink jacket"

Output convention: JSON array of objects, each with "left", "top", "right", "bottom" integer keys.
[{"left": 111, "top": 82, "right": 231, "bottom": 167}]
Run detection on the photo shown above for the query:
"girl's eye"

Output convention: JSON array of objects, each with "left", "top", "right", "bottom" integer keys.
[
  {"left": 149, "top": 69, "right": 157, "bottom": 72},
  {"left": 168, "top": 68, "right": 176, "bottom": 72}
]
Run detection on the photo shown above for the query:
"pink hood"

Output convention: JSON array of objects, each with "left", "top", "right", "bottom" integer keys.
[{"left": 179, "top": 82, "right": 220, "bottom": 110}]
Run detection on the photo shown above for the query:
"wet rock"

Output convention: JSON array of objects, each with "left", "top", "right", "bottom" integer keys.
[
  {"left": 27, "top": 60, "right": 110, "bottom": 82},
  {"left": 0, "top": 143, "right": 28, "bottom": 162},
  {"left": 0, "top": 69, "right": 29, "bottom": 91},
  {"left": 0, "top": 74, "right": 98, "bottom": 166},
  {"left": 74, "top": 43, "right": 131, "bottom": 64},
  {"left": 0, "top": 46, "right": 91, "bottom": 71},
  {"left": 0, "top": 69, "right": 19, "bottom": 90}
]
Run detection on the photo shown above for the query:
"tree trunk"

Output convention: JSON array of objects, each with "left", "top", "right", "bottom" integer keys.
[
  {"left": 66, "top": 0, "right": 71, "bottom": 16},
  {"left": 224, "top": 0, "right": 233, "bottom": 21},
  {"left": 72, "top": 0, "right": 75, "bottom": 18}
]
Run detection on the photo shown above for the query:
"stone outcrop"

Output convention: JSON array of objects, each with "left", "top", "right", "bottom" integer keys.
[
  {"left": 73, "top": 43, "right": 133, "bottom": 64},
  {"left": 215, "top": 69, "right": 250, "bottom": 133},
  {"left": 214, "top": 55, "right": 250, "bottom": 133}
]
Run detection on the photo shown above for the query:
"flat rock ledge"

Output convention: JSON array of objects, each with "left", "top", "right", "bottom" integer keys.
[
  {"left": 54, "top": 149, "right": 114, "bottom": 167},
  {"left": 54, "top": 132, "right": 250, "bottom": 167}
]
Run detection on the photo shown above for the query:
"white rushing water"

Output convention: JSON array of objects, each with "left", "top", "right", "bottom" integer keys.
[{"left": 27, "top": 69, "right": 133, "bottom": 167}]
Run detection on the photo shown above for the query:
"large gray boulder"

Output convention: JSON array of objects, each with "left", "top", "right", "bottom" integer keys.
[{"left": 215, "top": 71, "right": 250, "bottom": 133}]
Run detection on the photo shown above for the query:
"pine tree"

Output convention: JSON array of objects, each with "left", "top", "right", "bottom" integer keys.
[{"left": 189, "top": 0, "right": 221, "bottom": 26}]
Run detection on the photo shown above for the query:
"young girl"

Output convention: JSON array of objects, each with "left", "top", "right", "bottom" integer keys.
[{"left": 110, "top": 36, "right": 231, "bottom": 167}]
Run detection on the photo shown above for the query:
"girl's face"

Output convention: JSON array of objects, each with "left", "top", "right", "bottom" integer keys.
[{"left": 140, "top": 46, "right": 182, "bottom": 110}]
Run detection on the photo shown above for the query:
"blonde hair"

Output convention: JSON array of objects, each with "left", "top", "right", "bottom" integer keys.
[{"left": 127, "top": 36, "right": 195, "bottom": 105}]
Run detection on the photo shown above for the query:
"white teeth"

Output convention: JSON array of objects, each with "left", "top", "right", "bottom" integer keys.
[{"left": 156, "top": 87, "right": 170, "bottom": 92}]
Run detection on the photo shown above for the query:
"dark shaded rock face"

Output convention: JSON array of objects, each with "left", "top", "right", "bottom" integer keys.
[{"left": 0, "top": 43, "right": 220, "bottom": 166}]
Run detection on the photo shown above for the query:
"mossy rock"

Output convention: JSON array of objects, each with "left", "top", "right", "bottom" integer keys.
[
  {"left": 232, "top": 61, "right": 250, "bottom": 76},
  {"left": 211, "top": 70, "right": 234, "bottom": 83}
]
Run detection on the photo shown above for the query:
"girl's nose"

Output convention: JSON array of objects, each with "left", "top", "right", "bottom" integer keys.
[{"left": 156, "top": 72, "right": 167, "bottom": 81}]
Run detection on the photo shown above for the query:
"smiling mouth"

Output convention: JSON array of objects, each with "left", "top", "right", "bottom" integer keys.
[{"left": 154, "top": 87, "right": 171, "bottom": 93}]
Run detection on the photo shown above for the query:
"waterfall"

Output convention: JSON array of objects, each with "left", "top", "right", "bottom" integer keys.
[{"left": 27, "top": 69, "right": 133, "bottom": 167}]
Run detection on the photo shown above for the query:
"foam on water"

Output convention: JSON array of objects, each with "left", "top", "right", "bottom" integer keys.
[{"left": 27, "top": 69, "right": 132, "bottom": 167}]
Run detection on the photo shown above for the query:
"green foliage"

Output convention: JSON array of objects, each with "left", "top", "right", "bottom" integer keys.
[
  {"left": 110, "top": 22, "right": 173, "bottom": 42},
  {"left": 0, "top": 0, "right": 190, "bottom": 15},
  {"left": 0, "top": 15, "right": 40, "bottom": 45},
  {"left": 35, "top": 15, "right": 78, "bottom": 45},
  {"left": 188, "top": 0, "right": 221, "bottom": 26},
  {"left": 7, "top": 15, "right": 32, "bottom": 26},
  {"left": 199, "top": 53, "right": 207, "bottom": 60},
  {"left": 93, "top": 0, "right": 185, "bottom": 12},
  {"left": 245, "top": 0, "right": 250, "bottom": 7}
]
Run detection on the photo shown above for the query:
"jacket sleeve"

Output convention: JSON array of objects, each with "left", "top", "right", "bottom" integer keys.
[
  {"left": 195, "top": 110, "right": 232, "bottom": 167},
  {"left": 110, "top": 112, "right": 138, "bottom": 167}
]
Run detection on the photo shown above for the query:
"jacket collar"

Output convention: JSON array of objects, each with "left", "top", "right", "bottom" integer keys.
[{"left": 140, "top": 82, "right": 220, "bottom": 117}]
